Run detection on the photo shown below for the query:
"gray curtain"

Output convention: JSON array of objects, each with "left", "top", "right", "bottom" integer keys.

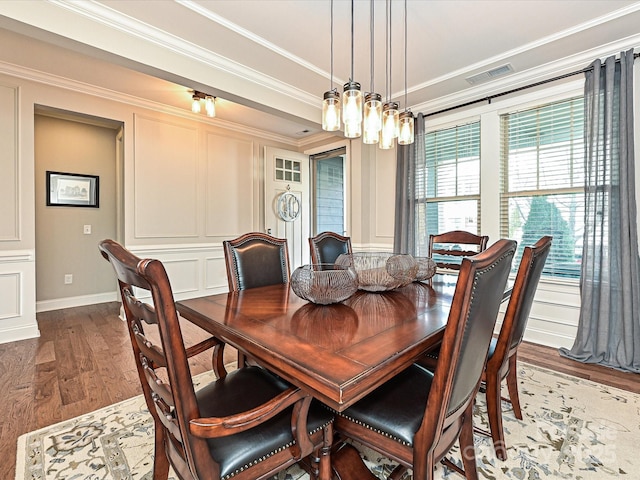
[
  {"left": 560, "top": 50, "right": 640, "bottom": 373},
  {"left": 393, "top": 113, "right": 424, "bottom": 254}
]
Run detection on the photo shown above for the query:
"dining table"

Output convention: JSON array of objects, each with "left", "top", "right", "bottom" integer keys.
[{"left": 175, "top": 274, "right": 503, "bottom": 479}]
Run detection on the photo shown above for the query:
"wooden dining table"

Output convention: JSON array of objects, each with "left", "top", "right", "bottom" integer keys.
[
  {"left": 176, "top": 273, "right": 511, "bottom": 479},
  {"left": 176, "top": 276, "right": 459, "bottom": 412}
]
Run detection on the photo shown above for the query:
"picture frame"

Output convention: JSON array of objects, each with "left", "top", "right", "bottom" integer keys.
[{"left": 46, "top": 171, "right": 99, "bottom": 208}]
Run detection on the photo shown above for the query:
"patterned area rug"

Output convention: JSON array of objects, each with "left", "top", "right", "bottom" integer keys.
[{"left": 16, "top": 363, "right": 640, "bottom": 479}]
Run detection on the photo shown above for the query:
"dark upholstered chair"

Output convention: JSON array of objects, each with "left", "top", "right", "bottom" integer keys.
[
  {"left": 481, "top": 235, "right": 552, "bottom": 460},
  {"left": 223, "top": 232, "right": 291, "bottom": 292},
  {"left": 223, "top": 232, "right": 291, "bottom": 367},
  {"left": 418, "top": 236, "right": 552, "bottom": 461},
  {"left": 99, "top": 239, "right": 333, "bottom": 480},
  {"left": 309, "top": 231, "right": 352, "bottom": 264},
  {"left": 428, "top": 230, "right": 489, "bottom": 271},
  {"left": 333, "top": 239, "right": 516, "bottom": 480}
]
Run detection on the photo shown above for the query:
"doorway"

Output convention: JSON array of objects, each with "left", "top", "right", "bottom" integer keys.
[
  {"left": 311, "top": 147, "right": 347, "bottom": 236},
  {"left": 34, "top": 107, "right": 123, "bottom": 311}
]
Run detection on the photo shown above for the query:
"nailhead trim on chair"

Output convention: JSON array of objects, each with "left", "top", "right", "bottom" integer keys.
[
  {"left": 221, "top": 421, "right": 332, "bottom": 480},
  {"left": 334, "top": 410, "right": 412, "bottom": 447}
]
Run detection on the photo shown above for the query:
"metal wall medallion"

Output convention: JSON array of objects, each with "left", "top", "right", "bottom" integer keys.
[{"left": 277, "top": 188, "right": 300, "bottom": 222}]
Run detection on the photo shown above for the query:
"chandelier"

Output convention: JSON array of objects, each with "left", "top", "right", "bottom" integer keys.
[{"left": 321, "top": 0, "right": 414, "bottom": 147}]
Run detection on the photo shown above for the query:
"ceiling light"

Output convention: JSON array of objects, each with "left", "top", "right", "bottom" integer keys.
[
  {"left": 363, "top": 0, "right": 382, "bottom": 144},
  {"left": 322, "top": 0, "right": 341, "bottom": 132},
  {"left": 190, "top": 91, "right": 216, "bottom": 118},
  {"left": 380, "top": 101, "right": 398, "bottom": 149},
  {"left": 398, "top": 0, "right": 414, "bottom": 145},
  {"left": 379, "top": 0, "right": 398, "bottom": 149},
  {"left": 205, "top": 95, "right": 216, "bottom": 117},
  {"left": 342, "top": 0, "right": 362, "bottom": 138},
  {"left": 191, "top": 94, "right": 201, "bottom": 114}
]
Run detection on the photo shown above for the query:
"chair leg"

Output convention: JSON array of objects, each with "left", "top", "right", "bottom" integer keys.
[
  {"left": 485, "top": 371, "right": 508, "bottom": 461},
  {"left": 317, "top": 423, "right": 333, "bottom": 480},
  {"left": 505, "top": 355, "right": 522, "bottom": 420},
  {"left": 458, "top": 403, "right": 478, "bottom": 480},
  {"left": 152, "top": 422, "right": 170, "bottom": 480}
]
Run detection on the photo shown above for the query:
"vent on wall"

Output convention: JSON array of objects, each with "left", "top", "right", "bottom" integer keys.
[{"left": 466, "top": 64, "right": 514, "bottom": 85}]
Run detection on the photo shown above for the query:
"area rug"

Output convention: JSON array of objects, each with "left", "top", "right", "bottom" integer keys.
[{"left": 16, "top": 363, "right": 640, "bottom": 479}]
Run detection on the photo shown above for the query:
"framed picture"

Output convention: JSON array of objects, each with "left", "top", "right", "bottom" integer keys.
[{"left": 46, "top": 171, "right": 99, "bottom": 208}]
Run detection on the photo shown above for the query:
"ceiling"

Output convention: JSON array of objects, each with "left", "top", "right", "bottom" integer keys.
[{"left": 1, "top": 0, "right": 639, "bottom": 143}]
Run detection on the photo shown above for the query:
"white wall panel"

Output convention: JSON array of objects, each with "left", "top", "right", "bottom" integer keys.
[
  {"left": 162, "top": 258, "right": 199, "bottom": 295},
  {"left": 0, "top": 272, "right": 20, "bottom": 318},
  {"left": 128, "top": 244, "right": 229, "bottom": 301},
  {"left": 134, "top": 115, "right": 199, "bottom": 238},
  {"left": 205, "top": 133, "right": 254, "bottom": 237},
  {"left": 205, "top": 255, "right": 228, "bottom": 290},
  {"left": 0, "top": 251, "right": 38, "bottom": 344},
  {"left": 374, "top": 147, "right": 396, "bottom": 240},
  {"left": 0, "top": 83, "right": 19, "bottom": 240}
]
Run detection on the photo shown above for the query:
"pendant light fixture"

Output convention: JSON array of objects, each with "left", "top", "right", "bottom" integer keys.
[
  {"left": 322, "top": 0, "right": 341, "bottom": 131},
  {"left": 380, "top": 0, "right": 398, "bottom": 149},
  {"left": 342, "top": 0, "right": 363, "bottom": 138},
  {"left": 205, "top": 95, "right": 216, "bottom": 118},
  {"left": 363, "top": 0, "right": 382, "bottom": 144},
  {"left": 191, "top": 93, "right": 202, "bottom": 114},
  {"left": 398, "top": 0, "right": 414, "bottom": 145}
]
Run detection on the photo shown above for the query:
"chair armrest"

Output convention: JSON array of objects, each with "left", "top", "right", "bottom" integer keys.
[{"left": 189, "top": 387, "right": 308, "bottom": 438}]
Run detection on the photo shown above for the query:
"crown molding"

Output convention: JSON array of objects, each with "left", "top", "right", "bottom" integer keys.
[
  {"left": 413, "top": 35, "right": 640, "bottom": 116},
  {"left": 49, "top": 0, "right": 320, "bottom": 110},
  {"left": 0, "top": 60, "right": 308, "bottom": 146}
]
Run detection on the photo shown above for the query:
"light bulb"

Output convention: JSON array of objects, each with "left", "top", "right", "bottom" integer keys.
[
  {"left": 205, "top": 96, "right": 216, "bottom": 117},
  {"left": 322, "top": 90, "right": 341, "bottom": 131},
  {"left": 380, "top": 102, "right": 398, "bottom": 149},
  {"left": 398, "top": 111, "right": 415, "bottom": 145},
  {"left": 343, "top": 81, "right": 362, "bottom": 138},
  {"left": 191, "top": 95, "right": 201, "bottom": 114},
  {"left": 363, "top": 93, "right": 382, "bottom": 144}
]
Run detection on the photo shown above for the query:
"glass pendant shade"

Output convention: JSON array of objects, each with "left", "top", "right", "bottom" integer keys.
[
  {"left": 380, "top": 102, "right": 399, "bottom": 149},
  {"left": 205, "top": 96, "right": 215, "bottom": 117},
  {"left": 322, "top": 90, "right": 341, "bottom": 131},
  {"left": 363, "top": 92, "right": 382, "bottom": 144},
  {"left": 398, "top": 111, "right": 415, "bottom": 145},
  {"left": 343, "top": 81, "right": 363, "bottom": 138},
  {"left": 191, "top": 95, "right": 201, "bottom": 114}
]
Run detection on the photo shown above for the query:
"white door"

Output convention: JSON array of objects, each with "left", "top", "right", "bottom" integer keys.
[{"left": 264, "top": 147, "right": 310, "bottom": 269}]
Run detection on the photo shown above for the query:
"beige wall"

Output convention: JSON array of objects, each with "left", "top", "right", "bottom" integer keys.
[{"left": 34, "top": 114, "right": 119, "bottom": 302}]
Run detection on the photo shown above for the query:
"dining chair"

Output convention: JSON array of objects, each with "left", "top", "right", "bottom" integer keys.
[
  {"left": 223, "top": 232, "right": 291, "bottom": 291},
  {"left": 309, "top": 231, "right": 352, "bottom": 264},
  {"left": 99, "top": 239, "right": 333, "bottom": 480},
  {"left": 428, "top": 230, "right": 489, "bottom": 271},
  {"left": 480, "top": 235, "right": 553, "bottom": 460},
  {"left": 332, "top": 239, "right": 516, "bottom": 480},
  {"left": 418, "top": 235, "right": 552, "bottom": 461},
  {"left": 223, "top": 232, "right": 291, "bottom": 367}
]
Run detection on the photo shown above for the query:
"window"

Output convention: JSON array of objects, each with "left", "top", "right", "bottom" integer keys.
[
  {"left": 415, "top": 121, "right": 481, "bottom": 256},
  {"left": 311, "top": 148, "right": 346, "bottom": 235},
  {"left": 500, "top": 97, "right": 584, "bottom": 279}
]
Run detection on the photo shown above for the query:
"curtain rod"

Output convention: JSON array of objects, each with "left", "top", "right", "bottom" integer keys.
[{"left": 423, "top": 52, "right": 640, "bottom": 118}]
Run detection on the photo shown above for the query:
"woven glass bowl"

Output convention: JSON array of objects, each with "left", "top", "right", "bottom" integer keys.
[
  {"left": 291, "top": 264, "right": 358, "bottom": 304},
  {"left": 335, "top": 252, "right": 418, "bottom": 292},
  {"left": 414, "top": 256, "right": 437, "bottom": 281}
]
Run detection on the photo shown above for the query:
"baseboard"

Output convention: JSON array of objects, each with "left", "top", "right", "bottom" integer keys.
[
  {"left": 0, "top": 323, "right": 40, "bottom": 344},
  {"left": 36, "top": 291, "right": 118, "bottom": 313}
]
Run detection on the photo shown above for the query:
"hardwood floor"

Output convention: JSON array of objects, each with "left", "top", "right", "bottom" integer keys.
[{"left": 2, "top": 301, "right": 639, "bottom": 480}]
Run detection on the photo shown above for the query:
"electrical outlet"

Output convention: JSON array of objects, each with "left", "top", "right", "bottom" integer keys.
[
  {"left": 64, "top": 274, "right": 73, "bottom": 284},
  {"left": 83, "top": 225, "right": 92, "bottom": 234}
]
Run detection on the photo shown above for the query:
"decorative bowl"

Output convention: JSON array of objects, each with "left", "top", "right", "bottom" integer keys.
[
  {"left": 291, "top": 264, "right": 358, "bottom": 305},
  {"left": 414, "top": 256, "right": 437, "bottom": 281},
  {"left": 335, "top": 252, "right": 418, "bottom": 292}
]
